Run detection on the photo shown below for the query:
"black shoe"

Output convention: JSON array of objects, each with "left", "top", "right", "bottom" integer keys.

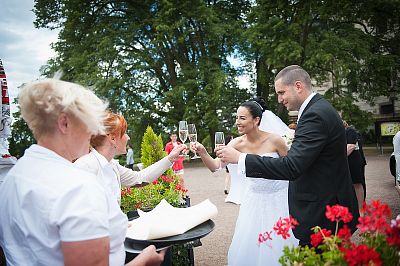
[{"left": 224, "top": 190, "right": 228, "bottom": 195}]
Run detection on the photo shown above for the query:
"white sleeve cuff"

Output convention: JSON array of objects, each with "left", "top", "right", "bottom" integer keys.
[{"left": 237, "top": 153, "right": 247, "bottom": 175}]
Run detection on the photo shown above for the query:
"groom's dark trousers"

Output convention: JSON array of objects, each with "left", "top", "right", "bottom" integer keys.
[{"left": 245, "top": 94, "right": 359, "bottom": 245}]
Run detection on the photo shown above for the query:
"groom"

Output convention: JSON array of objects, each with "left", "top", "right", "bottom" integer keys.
[{"left": 216, "top": 65, "right": 359, "bottom": 246}]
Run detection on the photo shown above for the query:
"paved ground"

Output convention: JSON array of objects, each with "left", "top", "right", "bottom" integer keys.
[{"left": 183, "top": 150, "right": 400, "bottom": 266}]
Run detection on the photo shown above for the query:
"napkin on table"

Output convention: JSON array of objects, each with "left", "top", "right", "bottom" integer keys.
[{"left": 126, "top": 199, "right": 218, "bottom": 240}]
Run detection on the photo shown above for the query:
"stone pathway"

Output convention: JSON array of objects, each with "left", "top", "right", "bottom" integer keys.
[{"left": 184, "top": 151, "right": 400, "bottom": 266}]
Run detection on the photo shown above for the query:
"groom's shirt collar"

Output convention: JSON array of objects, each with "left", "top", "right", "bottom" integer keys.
[{"left": 297, "top": 92, "right": 316, "bottom": 123}]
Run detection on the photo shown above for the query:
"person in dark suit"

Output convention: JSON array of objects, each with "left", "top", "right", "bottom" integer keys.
[
  {"left": 343, "top": 120, "right": 366, "bottom": 211},
  {"left": 216, "top": 65, "right": 359, "bottom": 246}
]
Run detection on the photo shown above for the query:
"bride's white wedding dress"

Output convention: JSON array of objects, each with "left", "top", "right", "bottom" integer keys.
[{"left": 228, "top": 152, "right": 298, "bottom": 266}]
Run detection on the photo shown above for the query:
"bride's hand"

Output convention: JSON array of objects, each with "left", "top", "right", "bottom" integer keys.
[
  {"left": 190, "top": 142, "right": 206, "bottom": 156},
  {"left": 215, "top": 146, "right": 240, "bottom": 164}
]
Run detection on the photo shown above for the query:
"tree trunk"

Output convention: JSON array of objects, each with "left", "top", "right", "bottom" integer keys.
[{"left": 256, "top": 54, "right": 270, "bottom": 99}]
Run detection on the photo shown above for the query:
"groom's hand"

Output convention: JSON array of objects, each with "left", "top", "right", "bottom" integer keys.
[{"left": 215, "top": 146, "right": 240, "bottom": 164}]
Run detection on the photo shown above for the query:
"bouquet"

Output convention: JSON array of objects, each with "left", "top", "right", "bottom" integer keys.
[{"left": 282, "top": 129, "right": 295, "bottom": 148}]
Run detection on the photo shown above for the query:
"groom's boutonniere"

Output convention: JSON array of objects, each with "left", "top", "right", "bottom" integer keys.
[{"left": 281, "top": 129, "right": 295, "bottom": 148}]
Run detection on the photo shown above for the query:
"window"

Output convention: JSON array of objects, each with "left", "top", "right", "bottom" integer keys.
[{"left": 380, "top": 103, "right": 394, "bottom": 115}]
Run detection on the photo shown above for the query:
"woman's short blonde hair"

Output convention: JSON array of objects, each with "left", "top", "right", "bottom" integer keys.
[{"left": 19, "top": 78, "right": 108, "bottom": 139}]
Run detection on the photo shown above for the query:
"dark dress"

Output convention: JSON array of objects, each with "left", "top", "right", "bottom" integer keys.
[{"left": 345, "top": 127, "right": 365, "bottom": 187}]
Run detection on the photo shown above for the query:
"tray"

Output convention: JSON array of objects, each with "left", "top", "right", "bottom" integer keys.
[{"left": 125, "top": 219, "right": 215, "bottom": 251}]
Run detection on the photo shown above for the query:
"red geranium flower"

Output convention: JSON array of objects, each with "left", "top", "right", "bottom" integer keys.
[
  {"left": 342, "top": 244, "right": 382, "bottom": 266},
  {"left": 337, "top": 225, "right": 352, "bottom": 240},
  {"left": 174, "top": 184, "right": 188, "bottom": 193},
  {"left": 357, "top": 200, "right": 392, "bottom": 234},
  {"left": 272, "top": 202, "right": 399, "bottom": 265},
  {"left": 134, "top": 202, "right": 143, "bottom": 209},
  {"left": 121, "top": 187, "right": 132, "bottom": 197},
  {"left": 325, "top": 204, "right": 353, "bottom": 223},
  {"left": 273, "top": 216, "right": 298, "bottom": 240},
  {"left": 310, "top": 228, "right": 332, "bottom": 247}
]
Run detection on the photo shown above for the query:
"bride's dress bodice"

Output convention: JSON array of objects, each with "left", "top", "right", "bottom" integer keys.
[{"left": 246, "top": 152, "right": 288, "bottom": 194}]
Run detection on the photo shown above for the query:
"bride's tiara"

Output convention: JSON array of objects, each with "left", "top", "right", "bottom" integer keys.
[{"left": 252, "top": 101, "right": 263, "bottom": 111}]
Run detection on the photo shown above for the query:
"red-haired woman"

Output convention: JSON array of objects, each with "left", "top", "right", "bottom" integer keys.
[{"left": 74, "top": 112, "right": 185, "bottom": 205}]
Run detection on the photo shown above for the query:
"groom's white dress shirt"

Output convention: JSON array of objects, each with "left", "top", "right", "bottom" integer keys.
[{"left": 237, "top": 92, "right": 316, "bottom": 175}]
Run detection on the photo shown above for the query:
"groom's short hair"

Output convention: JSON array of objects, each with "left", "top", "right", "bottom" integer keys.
[{"left": 275, "top": 65, "right": 312, "bottom": 91}]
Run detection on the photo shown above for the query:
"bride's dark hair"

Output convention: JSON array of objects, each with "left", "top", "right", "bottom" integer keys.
[{"left": 240, "top": 96, "right": 268, "bottom": 125}]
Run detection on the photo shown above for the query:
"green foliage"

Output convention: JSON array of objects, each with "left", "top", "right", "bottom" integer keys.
[
  {"left": 32, "top": 0, "right": 399, "bottom": 144},
  {"left": 324, "top": 91, "right": 374, "bottom": 133},
  {"left": 240, "top": 0, "right": 399, "bottom": 111},
  {"left": 34, "top": 0, "right": 251, "bottom": 155},
  {"left": 279, "top": 245, "right": 325, "bottom": 266},
  {"left": 140, "top": 126, "right": 168, "bottom": 169},
  {"left": 120, "top": 175, "right": 185, "bottom": 213},
  {"left": 8, "top": 99, "right": 35, "bottom": 158}
]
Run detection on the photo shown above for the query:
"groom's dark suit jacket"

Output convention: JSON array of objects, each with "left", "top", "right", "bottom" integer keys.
[{"left": 246, "top": 94, "right": 359, "bottom": 244}]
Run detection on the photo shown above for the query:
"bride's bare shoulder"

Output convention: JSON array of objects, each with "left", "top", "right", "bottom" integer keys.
[
  {"left": 228, "top": 136, "right": 243, "bottom": 147},
  {"left": 264, "top": 132, "right": 285, "bottom": 145}
]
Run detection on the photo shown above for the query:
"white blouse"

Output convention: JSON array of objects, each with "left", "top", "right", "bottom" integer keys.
[
  {"left": 74, "top": 149, "right": 173, "bottom": 204},
  {"left": 0, "top": 144, "right": 127, "bottom": 266}
]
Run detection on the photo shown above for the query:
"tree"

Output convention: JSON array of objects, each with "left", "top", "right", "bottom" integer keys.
[
  {"left": 32, "top": 0, "right": 399, "bottom": 145},
  {"left": 34, "top": 0, "right": 251, "bottom": 152},
  {"left": 239, "top": 0, "right": 399, "bottom": 126}
]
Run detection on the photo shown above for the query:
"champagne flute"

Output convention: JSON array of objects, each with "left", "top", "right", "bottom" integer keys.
[
  {"left": 215, "top": 131, "right": 225, "bottom": 170},
  {"left": 178, "top": 120, "right": 188, "bottom": 144},
  {"left": 188, "top": 124, "right": 200, "bottom": 159}
]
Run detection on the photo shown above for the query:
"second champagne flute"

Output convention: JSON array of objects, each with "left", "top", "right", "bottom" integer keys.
[
  {"left": 214, "top": 131, "right": 225, "bottom": 170},
  {"left": 188, "top": 124, "right": 200, "bottom": 159},
  {"left": 178, "top": 121, "right": 188, "bottom": 144}
]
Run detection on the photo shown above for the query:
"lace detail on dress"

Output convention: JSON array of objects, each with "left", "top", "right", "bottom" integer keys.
[{"left": 247, "top": 152, "right": 288, "bottom": 193}]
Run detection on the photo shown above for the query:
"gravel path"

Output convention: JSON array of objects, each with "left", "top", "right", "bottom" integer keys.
[{"left": 183, "top": 151, "right": 400, "bottom": 266}]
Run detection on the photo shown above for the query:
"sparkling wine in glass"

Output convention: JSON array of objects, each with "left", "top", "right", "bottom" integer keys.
[
  {"left": 215, "top": 132, "right": 225, "bottom": 170},
  {"left": 178, "top": 121, "right": 188, "bottom": 144},
  {"left": 188, "top": 124, "right": 200, "bottom": 159}
]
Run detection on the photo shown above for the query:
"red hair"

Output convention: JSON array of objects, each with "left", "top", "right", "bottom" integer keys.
[{"left": 90, "top": 112, "right": 127, "bottom": 148}]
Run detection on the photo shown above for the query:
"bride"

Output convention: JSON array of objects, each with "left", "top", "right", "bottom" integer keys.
[{"left": 191, "top": 97, "right": 298, "bottom": 266}]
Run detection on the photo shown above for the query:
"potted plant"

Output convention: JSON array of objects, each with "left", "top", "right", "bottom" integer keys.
[{"left": 121, "top": 126, "right": 191, "bottom": 266}]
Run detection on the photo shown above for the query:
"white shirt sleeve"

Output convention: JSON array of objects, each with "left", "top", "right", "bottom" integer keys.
[
  {"left": 237, "top": 153, "right": 247, "bottom": 175},
  {"left": 118, "top": 157, "right": 173, "bottom": 187},
  {"left": 73, "top": 153, "right": 99, "bottom": 176}
]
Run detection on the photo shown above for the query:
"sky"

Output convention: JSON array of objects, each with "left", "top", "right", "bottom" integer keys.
[{"left": 0, "top": 0, "right": 59, "bottom": 114}]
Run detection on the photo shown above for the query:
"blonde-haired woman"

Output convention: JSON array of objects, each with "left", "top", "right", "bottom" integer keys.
[
  {"left": 74, "top": 112, "right": 186, "bottom": 205},
  {"left": 0, "top": 79, "right": 165, "bottom": 266}
]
